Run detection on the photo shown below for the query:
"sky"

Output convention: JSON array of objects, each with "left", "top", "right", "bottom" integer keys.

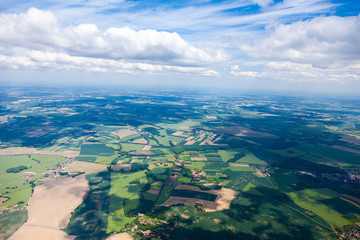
[{"left": 0, "top": 0, "right": 360, "bottom": 93}]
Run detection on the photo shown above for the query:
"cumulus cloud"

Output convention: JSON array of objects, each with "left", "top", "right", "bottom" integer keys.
[
  {"left": 236, "top": 14, "right": 360, "bottom": 69},
  {"left": 0, "top": 49, "right": 219, "bottom": 76},
  {"left": 0, "top": 8, "right": 226, "bottom": 75}
]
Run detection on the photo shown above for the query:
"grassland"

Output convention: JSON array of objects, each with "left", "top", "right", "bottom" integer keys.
[
  {"left": 120, "top": 143, "right": 145, "bottom": 152},
  {"left": 107, "top": 170, "right": 148, "bottom": 233},
  {"left": 76, "top": 143, "right": 118, "bottom": 164},
  {"left": 287, "top": 188, "right": 350, "bottom": 227},
  {"left": 295, "top": 143, "right": 360, "bottom": 167},
  {"left": 0, "top": 210, "right": 27, "bottom": 239},
  {"left": 184, "top": 161, "right": 205, "bottom": 170},
  {"left": 0, "top": 154, "right": 65, "bottom": 207}
]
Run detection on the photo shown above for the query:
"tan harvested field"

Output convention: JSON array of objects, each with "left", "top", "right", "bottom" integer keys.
[
  {"left": 197, "top": 134, "right": 206, "bottom": 142},
  {"left": 229, "top": 163, "right": 249, "bottom": 167},
  {"left": 200, "top": 134, "right": 226, "bottom": 146},
  {"left": 130, "top": 150, "right": 153, "bottom": 155},
  {"left": 332, "top": 145, "right": 360, "bottom": 154},
  {"left": 340, "top": 135, "right": 360, "bottom": 145},
  {"left": 184, "top": 140, "right": 196, "bottom": 145},
  {"left": 342, "top": 194, "right": 360, "bottom": 204},
  {"left": 9, "top": 175, "right": 88, "bottom": 240},
  {"left": 185, "top": 136, "right": 194, "bottom": 141},
  {"left": 26, "top": 130, "right": 47, "bottom": 138},
  {"left": 181, "top": 214, "right": 190, "bottom": 219},
  {"left": 132, "top": 138, "right": 148, "bottom": 144},
  {"left": 147, "top": 189, "right": 160, "bottom": 195},
  {"left": 112, "top": 164, "right": 131, "bottom": 171},
  {"left": 163, "top": 185, "right": 239, "bottom": 212},
  {"left": 66, "top": 161, "right": 108, "bottom": 174},
  {"left": 254, "top": 169, "right": 268, "bottom": 177},
  {"left": 177, "top": 126, "right": 191, "bottom": 131},
  {"left": 203, "top": 183, "right": 215, "bottom": 186},
  {"left": 190, "top": 157, "right": 207, "bottom": 161},
  {"left": 148, "top": 164, "right": 156, "bottom": 170},
  {"left": 106, "top": 232, "right": 134, "bottom": 240},
  {"left": 340, "top": 197, "right": 360, "bottom": 209},
  {"left": 112, "top": 129, "right": 138, "bottom": 138},
  {"left": 175, "top": 184, "right": 201, "bottom": 191},
  {"left": 0, "top": 147, "right": 79, "bottom": 158},
  {"left": 8, "top": 225, "right": 75, "bottom": 240},
  {"left": 27, "top": 175, "right": 89, "bottom": 229},
  {"left": 172, "top": 131, "right": 186, "bottom": 137},
  {"left": 142, "top": 145, "right": 152, "bottom": 150}
]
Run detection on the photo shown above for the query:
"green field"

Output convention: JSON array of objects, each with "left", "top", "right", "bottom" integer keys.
[
  {"left": 235, "top": 153, "right": 266, "bottom": 165},
  {"left": 172, "top": 189, "right": 217, "bottom": 201},
  {"left": 229, "top": 165, "right": 253, "bottom": 171},
  {"left": 287, "top": 188, "right": 350, "bottom": 227},
  {"left": 184, "top": 161, "right": 205, "bottom": 170},
  {"left": 76, "top": 143, "right": 117, "bottom": 164},
  {"left": 120, "top": 143, "right": 145, "bottom": 152},
  {"left": 79, "top": 143, "right": 114, "bottom": 155},
  {"left": 107, "top": 170, "right": 148, "bottom": 232},
  {"left": 150, "top": 181, "right": 163, "bottom": 190},
  {"left": 0, "top": 210, "right": 27, "bottom": 239},
  {"left": 0, "top": 154, "right": 64, "bottom": 207},
  {"left": 218, "top": 150, "right": 238, "bottom": 162},
  {"left": 295, "top": 143, "right": 360, "bottom": 167},
  {"left": 161, "top": 193, "right": 332, "bottom": 239}
]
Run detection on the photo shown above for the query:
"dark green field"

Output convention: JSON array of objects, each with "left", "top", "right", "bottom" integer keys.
[{"left": 0, "top": 210, "right": 27, "bottom": 239}]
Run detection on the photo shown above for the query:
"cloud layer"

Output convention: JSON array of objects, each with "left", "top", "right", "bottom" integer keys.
[
  {"left": 0, "top": 1, "right": 359, "bottom": 90},
  {"left": 237, "top": 14, "right": 360, "bottom": 69},
  {"left": 232, "top": 14, "right": 360, "bottom": 82},
  {"left": 0, "top": 8, "right": 225, "bottom": 75}
]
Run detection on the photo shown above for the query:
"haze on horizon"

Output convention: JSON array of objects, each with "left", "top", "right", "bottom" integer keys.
[{"left": 0, "top": 0, "right": 360, "bottom": 94}]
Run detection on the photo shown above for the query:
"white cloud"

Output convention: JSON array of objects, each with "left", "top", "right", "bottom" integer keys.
[
  {"left": 230, "top": 71, "right": 262, "bottom": 77},
  {"left": 0, "top": 49, "right": 219, "bottom": 77},
  {"left": 0, "top": 8, "right": 226, "bottom": 75},
  {"left": 236, "top": 14, "right": 360, "bottom": 69},
  {"left": 230, "top": 61, "right": 360, "bottom": 82},
  {"left": 252, "top": 0, "right": 273, "bottom": 7}
]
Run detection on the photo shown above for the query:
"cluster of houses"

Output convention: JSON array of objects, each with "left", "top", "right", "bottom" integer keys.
[
  {"left": 44, "top": 159, "right": 74, "bottom": 177},
  {"left": 191, "top": 169, "right": 206, "bottom": 181},
  {"left": 121, "top": 213, "right": 165, "bottom": 239},
  {"left": 334, "top": 226, "right": 360, "bottom": 240},
  {"left": 299, "top": 170, "right": 360, "bottom": 185}
]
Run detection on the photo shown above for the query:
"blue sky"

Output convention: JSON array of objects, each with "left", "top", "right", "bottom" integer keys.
[{"left": 0, "top": 0, "right": 360, "bottom": 93}]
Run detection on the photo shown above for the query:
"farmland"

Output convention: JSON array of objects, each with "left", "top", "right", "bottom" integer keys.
[
  {"left": 0, "top": 154, "right": 66, "bottom": 208},
  {"left": 0, "top": 88, "right": 360, "bottom": 239},
  {"left": 107, "top": 170, "right": 149, "bottom": 233}
]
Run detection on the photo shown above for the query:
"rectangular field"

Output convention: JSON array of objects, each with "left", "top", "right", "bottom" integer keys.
[{"left": 107, "top": 170, "right": 148, "bottom": 233}]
